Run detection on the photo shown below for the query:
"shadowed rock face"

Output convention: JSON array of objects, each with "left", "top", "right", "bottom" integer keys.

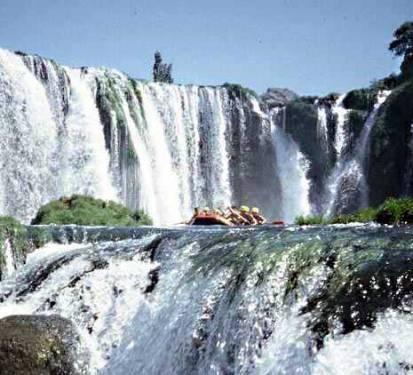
[{"left": 0, "top": 315, "right": 88, "bottom": 375}]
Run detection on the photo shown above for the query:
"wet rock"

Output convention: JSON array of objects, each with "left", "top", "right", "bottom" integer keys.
[{"left": 0, "top": 315, "right": 88, "bottom": 375}]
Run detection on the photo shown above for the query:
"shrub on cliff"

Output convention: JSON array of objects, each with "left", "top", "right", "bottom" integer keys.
[
  {"left": 389, "top": 21, "right": 413, "bottom": 81},
  {"left": 31, "top": 195, "right": 152, "bottom": 226},
  {"left": 222, "top": 83, "right": 257, "bottom": 99},
  {"left": 342, "top": 88, "right": 376, "bottom": 111}
]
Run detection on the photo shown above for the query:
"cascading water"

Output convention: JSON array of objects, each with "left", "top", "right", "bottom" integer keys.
[
  {"left": 0, "top": 49, "right": 283, "bottom": 225},
  {"left": 0, "top": 47, "right": 402, "bottom": 224},
  {"left": 316, "top": 102, "right": 329, "bottom": 153},
  {"left": 324, "top": 90, "right": 392, "bottom": 216},
  {"left": 1, "top": 225, "right": 413, "bottom": 374},
  {"left": 2, "top": 238, "right": 15, "bottom": 277},
  {"left": 271, "top": 108, "right": 311, "bottom": 222},
  {"left": 0, "top": 49, "right": 118, "bottom": 223},
  {"left": 331, "top": 94, "right": 348, "bottom": 159}
]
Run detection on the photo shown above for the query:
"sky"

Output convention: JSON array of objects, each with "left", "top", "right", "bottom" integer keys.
[{"left": 0, "top": 0, "right": 412, "bottom": 95}]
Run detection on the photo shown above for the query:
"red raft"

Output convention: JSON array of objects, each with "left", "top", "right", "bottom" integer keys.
[
  {"left": 190, "top": 213, "right": 234, "bottom": 226},
  {"left": 189, "top": 213, "right": 285, "bottom": 226}
]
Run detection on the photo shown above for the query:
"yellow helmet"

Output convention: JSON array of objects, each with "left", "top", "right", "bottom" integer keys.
[
  {"left": 240, "top": 205, "right": 250, "bottom": 212},
  {"left": 251, "top": 207, "right": 260, "bottom": 214}
]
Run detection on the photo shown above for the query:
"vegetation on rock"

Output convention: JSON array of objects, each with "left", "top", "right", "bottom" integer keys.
[
  {"left": 342, "top": 88, "right": 376, "bottom": 111},
  {"left": 153, "top": 51, "right": 173, "bottom": 83},
  {"left": 295, "top": 197, "right": 413, "bottom": 225},
  {"left": 222, "top": 83, "right": 258, "bottom": 99},
  {"left": 31, "top": 195, "right": 152, "bottom": 226},
  {"left": 368, "top": 79, "right": 413, "bottom": 205},
  {"left": 0, "top": 217, "right": 36, "bottom": 278}
]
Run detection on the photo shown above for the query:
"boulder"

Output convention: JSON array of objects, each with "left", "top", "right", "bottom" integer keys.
[{"left": 0, "top": 315, "right": 88, "bottom": 375}]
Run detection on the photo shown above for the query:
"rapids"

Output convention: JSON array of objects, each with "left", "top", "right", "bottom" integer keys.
[{"left": 1, "top": 224, "right": 413, "bottom": 374}]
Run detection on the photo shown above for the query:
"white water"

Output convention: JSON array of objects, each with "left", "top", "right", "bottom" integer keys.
[
  {"left": 1, "top": 227, "right": 413, "bottom": 374},
  {"left": 0, "top": 50, "right": 118, "bottom": 222},
  {"left": 0, "top": 237, "right": 158, "bottom": 371},
  {"left": 2, "top": 239, "right": 15, "bottom": 277},
  {"left": 271, "top": 108, "right": 311, "bottom": 222},
  {"left": 316, "top": 104, "right": 329, "bottom": 152},
  {"left": 331, "top": 94, "right": 348, "bottom": 159},
  {"left": 325, "top": 90, "right": 392, "bottom": 216},
  {"left": 61, "top": 69, "right": 118, "bottom": 200}
]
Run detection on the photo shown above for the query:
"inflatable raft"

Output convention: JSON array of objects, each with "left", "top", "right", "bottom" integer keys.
[{"left": 190, "top": 213, "right": 234, "bottom": 226}]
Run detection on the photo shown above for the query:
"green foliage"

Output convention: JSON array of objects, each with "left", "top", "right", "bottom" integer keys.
[
  {"left": 342, "top": 88, "right": 376, "bottom": 111},
  {"left": 153, "top": 51, "right": 173, "bottom": 83},
  {"left": 330, "top": 208, "right": 378, "bottom": 224},
  {"left": 370, "top": 74, "right": 402, "bottom": 91},
  {"left": 131, "top": 210, "right": 153, "bottom": 225},
  {"left": 295, "top": 198, "right": 413, "bottom": 226},
  {"left": 368, "top": 80, "right": 413, "bottom": 205},
  {"left": 389, "top": 21, "right": 413, "bottom": 80},
  {"left": 0, "top": 216, "right": 21, "bottom": 227},
  {"left": 375, "top": 197, "right": 413, "bottom": 224},
  {"left": 0, "top": 217, "right": 33, "bottom": 273},
  {"left": 294, "top": 215, "right": 326, "bottom": 225},
  {"left": 31, "top": 195, "right": 152, "bottom": 226},
  {"left": 222, "top": 83, "right": 258, "bottom": 99},
  {"left": 390, "top": 21, "right": 413, "bottom": 57}
]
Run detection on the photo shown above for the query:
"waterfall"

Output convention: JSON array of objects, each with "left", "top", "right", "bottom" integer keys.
[
  {"left": 324, "top": 90, "right": 391, "bottom": 216},
  {"left": 0, "top": 49, "right": 278, "bottom": 225},
  {"left": 331, "top": 94, "right": 348, "bottom": 159},
  {"left": 0, "top": 49, "right": 118, "bottom": 223},
  {"left": 2, "top": 239, "right": 15, "bottom": 277},
  {"left": 316, "top": 103, "right": 329, "bottom": 153},
  {"left": 271, "top": 108, "right": 311, "bottom": 222}
]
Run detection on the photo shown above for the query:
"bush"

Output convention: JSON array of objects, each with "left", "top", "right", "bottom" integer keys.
[
  {"left": 330, "top": 208, "right": 378, "bottom": 224},
  {"left": 375, "top": 197, "right": 413, "bottom": 224},
  {"left": 294, "top": 215, "right": 326, "bottom": 225},
  {"left": 342, "top": 88, "right": 376, "bottom": 112},
  {"left": 31, "top": 195, "right": 152, "bottom": 226},
  {"left": 222, "top": 83, "right": 258, "bottom": 99},
  {"left": 295, "top": 198, "right": 413, "bottom": 226}
]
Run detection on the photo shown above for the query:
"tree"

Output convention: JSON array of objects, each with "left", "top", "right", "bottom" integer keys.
[
  {"left": 389, "top": 21, "right": 413, "bottom": 79},
  {"left": 152, "top": 51, "right": 174, "bottom": 83}
]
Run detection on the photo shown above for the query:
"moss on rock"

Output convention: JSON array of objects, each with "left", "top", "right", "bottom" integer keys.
[
  {"left": 31, "top": 195, "right": 152, "bottom": 226},
  {"left": 0, "top": 217, "right": 37, "bottom": 279},
  {"left": 0, "top": 315, "right": 88, "bottom": 374}
]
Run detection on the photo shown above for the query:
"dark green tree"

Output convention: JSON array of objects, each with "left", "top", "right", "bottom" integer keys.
[
  {"left": 153, "top": 51, "right": 174, "bottom": 83},
  {"left": 389, "top": 21, "right": 413, "bottom": 80}
]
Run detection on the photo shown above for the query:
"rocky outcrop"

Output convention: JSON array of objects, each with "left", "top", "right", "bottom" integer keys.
[
  {"left": 260, "top": 87, "right": 298, "bottom": 109},
  {"left": 368, "top": 79, "right": 413, "bottom": 205},
  {"left": 0, "top": 315, "right": 88, "bottom": 375}
]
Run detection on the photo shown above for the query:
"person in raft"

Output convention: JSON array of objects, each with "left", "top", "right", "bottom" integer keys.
[
  {"left": 251, "top": 207, "right": 266, "bottom": 224},
  {"left": 239, "top": 206, "right": 258, "bottom": 225},
  {"left": 224, "top": 206, "right": 250, "bottom": 225}
]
